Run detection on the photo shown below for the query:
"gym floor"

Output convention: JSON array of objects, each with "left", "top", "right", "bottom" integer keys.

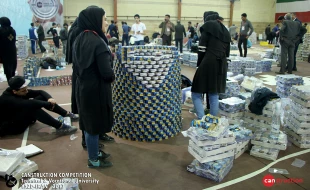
[{"left": 0, "top": 45, "right": 310, "bottom": 190}]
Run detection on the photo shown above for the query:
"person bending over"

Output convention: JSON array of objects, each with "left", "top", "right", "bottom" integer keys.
[{"left": 0, "top": 76, "right": 78, "bottom": 137}]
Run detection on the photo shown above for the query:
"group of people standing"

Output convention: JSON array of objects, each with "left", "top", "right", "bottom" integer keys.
[
  {"left": 105, "top": 14, "right": 201, "bottom": 54},
  {"left": 28, "top": 21, "right": 46, "bottom": 54},
  {"left": 28, "top": 21, "right": 72, "bottom": 57},
  {"left": 275, "top": 13, "right": 307, "bottom": 74}
]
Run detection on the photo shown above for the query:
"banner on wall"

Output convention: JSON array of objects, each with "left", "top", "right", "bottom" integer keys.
[
  {"left": 0, "top": 0, "right": 64, "bottom": 37},
  {"left": 275, "top": 0, "right": 310, "bottom": 23}
]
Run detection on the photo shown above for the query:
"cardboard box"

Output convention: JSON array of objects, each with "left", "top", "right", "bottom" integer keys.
[
  {"left": 189, "top": 140, "right": 237, "bottom": 158},
  {"left": 188, "top": 134, "right": 235, "bottom": 147},
  {"left": 251, "top": 140, "right": 287, "bottom": 150},
  {"left": 284, "top": 126, "right": 310, "bottom": 141},
  {"left": 188, "top": 147, "right": 235, "bottom": 163},
  {"left": 244, "top": 112, "right": 272, "bottom": 123},
  {"left": 250, "top": 150, "right": 278, "bottom": 161},
  {"left": 287, "top": 136, "right": 310, "bottom": 148}
]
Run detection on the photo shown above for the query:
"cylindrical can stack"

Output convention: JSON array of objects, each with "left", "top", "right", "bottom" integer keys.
[{"left": 112, "top": 45, "right": 182, "bottom": 142}]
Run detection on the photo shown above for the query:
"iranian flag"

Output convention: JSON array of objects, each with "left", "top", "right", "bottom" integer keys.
[{"left": 275, "top": 0, "right": 310, "bottom": 22}]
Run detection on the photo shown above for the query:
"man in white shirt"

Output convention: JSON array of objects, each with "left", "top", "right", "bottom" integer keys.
[{"left": 131, "top": 14, "right": 146, "bottom": 45}]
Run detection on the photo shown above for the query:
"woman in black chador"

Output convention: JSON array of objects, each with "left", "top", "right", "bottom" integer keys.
[
  {"left": 0, "top": 17, "right": 17, "bottom": 82},
  {"left": 73, "top": 6, "right": 115, "bottom": 168},
  {"left": 191, "top": 11, "right": 231, "bottom": 119}
]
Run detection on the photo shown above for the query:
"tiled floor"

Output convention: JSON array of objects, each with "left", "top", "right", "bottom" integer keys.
[{"left": 0, "top": 46, "right": 310, "bottom": 190}]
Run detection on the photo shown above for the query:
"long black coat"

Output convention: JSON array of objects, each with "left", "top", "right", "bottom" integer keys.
[
  {"left": 191, "top": 24, "right": 230, "bottom": 94},
  {"left": 73, "top": 33, "right": 115, "bottom": 135},
  {"left": 0, "top": 26, "right": 17, "bottom": 81}
]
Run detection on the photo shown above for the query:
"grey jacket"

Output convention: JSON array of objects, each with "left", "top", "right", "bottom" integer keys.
[
  {"left": 174, "top": 23, "right": 186, "bottom": 39},
  {"left": 240, "top": 20, "right": 254, "bottom": 36},
  {"left": 280, "top": 20, "right": 302, "bottom": 43}
]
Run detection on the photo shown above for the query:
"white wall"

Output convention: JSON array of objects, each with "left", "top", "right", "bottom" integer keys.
[
  {"left": 64, "top": 0, "right": 114, "bottom": 18},
  {"left": 233, "top": 0, "right": 276, "bottom": 23}
]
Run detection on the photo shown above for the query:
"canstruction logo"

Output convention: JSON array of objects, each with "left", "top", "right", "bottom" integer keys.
[
  {"left": 29, "top": 0, "right": 59, "bottom": 20},
  {"left": 262, "top": 174, "right": 303, "bottom": 187}
]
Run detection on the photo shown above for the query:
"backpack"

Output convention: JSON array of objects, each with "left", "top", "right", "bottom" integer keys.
[{"left": 40, "top": 57, "right": 58, "bottom": 69}]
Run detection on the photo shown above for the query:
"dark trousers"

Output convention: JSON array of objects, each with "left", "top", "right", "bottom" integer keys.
[
  {"left": 30, "top": 40, "right": 36, "bottom": 54},
  {"left": 238, "top": 35, "right": 248, "bottom": 57},
  {"left": 71, "top": 69, "right": 78, "bottom": 114},
  {"left": 293, "top": 42, "right": 300, "bottom": 70},
  {"left": 0, "top": 95, "right": 67, "bottom": 136},
  {"left": 162, "top": 34, "right": 172, "bottom": 46},
  {"left": 3, "top": 62, "right": 16, "bottom": 83},
  {"left": 38, "top": 38, "right": 46, "bottom": 52},
  {"left": 175, "top": 38, "right": 183, "bottom": 53},
  {"left": 53, "top": 36, "right": 60, "bottom": 48},
  {"left": 203, "top": 93, "right": 210, "bottom": 109},
  {"left": 31, "top": 95, "right": 67, "bottom": 128},
  {"left": 280, "top": 39, "right": 295, "bottom": 73},
  {"left": 122, "top": 34, "right": 129, "bottom": 46}
]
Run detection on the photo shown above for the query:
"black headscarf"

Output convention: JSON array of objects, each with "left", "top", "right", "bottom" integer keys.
[
  {"left": 0, "top": 17, "right": 11, "bottom": 27},
  {"left": 0, "top": 17, "right": 15, "bottom": 35},
  {"left": 73, "top": 6, "right": 110, "bottom": 72},
  {"left": 66, "top": 17, "right": 83, "bottom": 63},
  {"left": 203, "top": 11, "right": 218, "bottom": 23},
  {"left": 200, "top": 11, "right": 230, "bottom": 43},
  {"left": 77, "top": 6, "right": 108, "bottom": 44},
  {"left": 0, "top": 17, "right": 16, "bottom": 50}
]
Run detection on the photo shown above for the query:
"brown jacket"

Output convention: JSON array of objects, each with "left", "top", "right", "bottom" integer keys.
[{"left": 159, "top": 21, "right": 175, "bottom": 40}]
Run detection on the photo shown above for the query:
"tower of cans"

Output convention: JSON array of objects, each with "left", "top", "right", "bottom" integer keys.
[
  {"left": 17, "top": 35, "right": 28, "bottom": 59},
  {"left": 297, "top": 33, "right": 310, "bottom": 62},
  {"left": 276, "top": 75, "right": 304, "bottom": 98},
  {"left": 23, "top": 57, "right": 40, "bottom": 80},
  {"left": 112, "top": 45, "right": 182, "bottom": 142},
  {"left": 244, "top": 60, "right": 256, "bottom": 76},
  {"left": 285, "top": 85, "right": 310, "bottom": 148}
]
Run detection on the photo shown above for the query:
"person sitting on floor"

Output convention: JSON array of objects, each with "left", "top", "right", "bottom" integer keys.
[{"left": 0, "top": 76, "right": 78, "bottom": 137}]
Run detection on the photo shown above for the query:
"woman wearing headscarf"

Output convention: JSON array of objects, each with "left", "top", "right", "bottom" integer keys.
[
  {"left": 73, "top": 6, "right": 115, "bottom": 168},
  {"left": 0, "top": 17, "right": 17, "bottom": 82},
  {"left": 191, "top": 11, "right": 231, "bottom": 119},
  {"left": 67, "top": 14, "right": 114, "bottom": 151}
]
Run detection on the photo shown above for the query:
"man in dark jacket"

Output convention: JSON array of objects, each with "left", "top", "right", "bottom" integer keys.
[
  {"left": 47, "top": 23, "right": 59, "bottom": 48},
  {"left": 0, "top": 76, "right": 78, "bottom": 137},
  {"left": 187, "top": 21, "right": 195, "bottom": 50},
  {"left": 291, "top": 12, "right": 304, "bottom": 71},
  {"left": 60, "top": 23, "right": 68, "bottom": 58},
  {"left": 35, "top": 21, "right": 46, "bottom": 53},
  {"left": 175, "top": 20, "right": 186, "bottom": 53},
  {"left": 276, "top": 13, "right": 306, "bottom": 74},
  {"left": 159, "top": 14, "right": 175, "bottom": 45},
  {"left": 265, "top": 25, "right": 271, "bottom": 44}
]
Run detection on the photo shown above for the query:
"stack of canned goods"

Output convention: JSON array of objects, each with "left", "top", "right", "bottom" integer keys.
[
  {"left": 23, "top": 57, "right": 41, "bottom": 80},
  {"left": 112, "top": 45, "right": 182, "bottom": 142}
]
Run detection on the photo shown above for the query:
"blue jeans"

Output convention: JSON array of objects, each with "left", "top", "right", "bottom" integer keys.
[
  {"left": 84, "top": 131, "right": 99, "bottom": 161},
  {"left": 192, "top": 92, "right": 219, "bottom": 119},
  {"left": 135, "top": 40, "right": 144, "bottom": 45},
  {"left": 31, "top": 40, "right": 36, "bottom": 54},
  {"left": 122, "top": 34, "right": 129, "bottom": 46},
  {"left": 187, "top": 38, "right": 192, "bottom": 50}
]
